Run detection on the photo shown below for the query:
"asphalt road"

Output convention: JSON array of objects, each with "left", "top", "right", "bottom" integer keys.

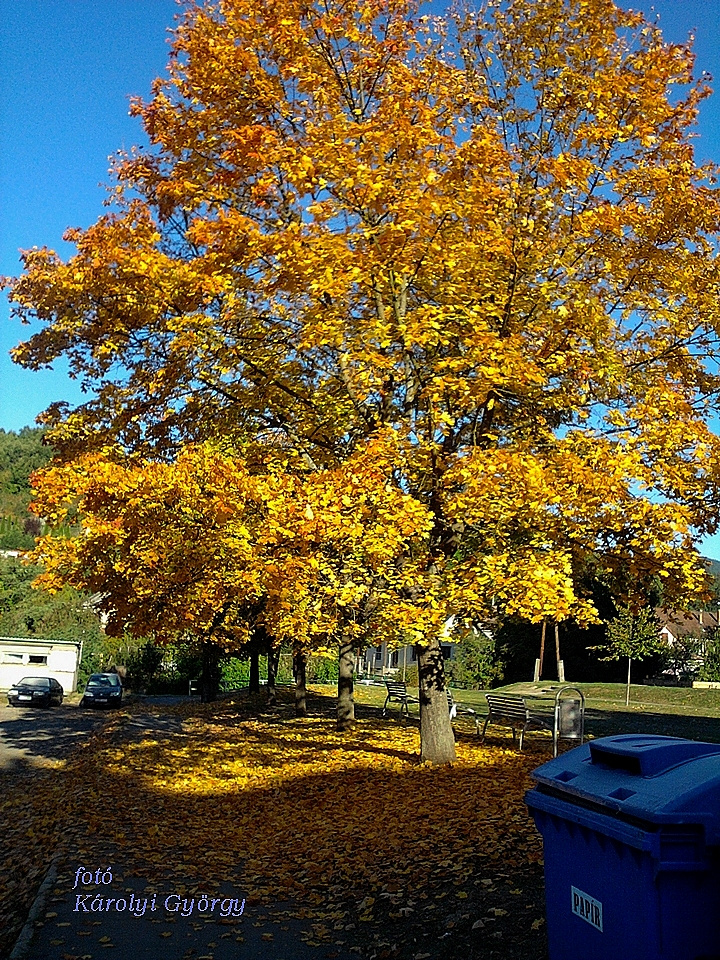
[{"left": 0, "top": 700, "right": 109, "bottom": 772}]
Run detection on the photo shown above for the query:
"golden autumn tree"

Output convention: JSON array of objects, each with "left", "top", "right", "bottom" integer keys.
[
  {"left": 28, "top": 434, "right": 432, "bottom": 716},
  {"left": 27, "top": 445, "right": 269, "bottom": 700},
  {"left": 9, "top": 0, "right": 720, "bottom": 762}
]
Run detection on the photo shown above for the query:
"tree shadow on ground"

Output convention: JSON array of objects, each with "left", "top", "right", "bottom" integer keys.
[
  {"left": 583, "top": 707, "right": 720, "bottom": 742},
  {"left": 0, "top": 704, "right": 108, "bottom": 770},
  {"left": 4, "top": 692, "right": 549, "bottom": 960}
]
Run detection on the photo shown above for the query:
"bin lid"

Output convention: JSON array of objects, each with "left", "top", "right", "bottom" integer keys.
[{"left": 530, "top": 735, "right": 720, "bottom": 841}]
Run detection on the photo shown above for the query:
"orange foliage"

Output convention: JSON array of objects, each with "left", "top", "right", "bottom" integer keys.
[
  {"left": 9, "top": 0, "right": 720, "bottom": 760},
  {"left": 29, "top": 436, "right": 433, "bottom": 649}
]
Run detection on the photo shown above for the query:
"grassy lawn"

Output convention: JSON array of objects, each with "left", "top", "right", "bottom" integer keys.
[
  {"left": 354, "top": 682, "right": 720, "bottom": 717},
  {"left": 500, "top": 681, "right": 720, "bottom": 717},
  {"left": 352, "top": 679, "right": 720, "bottom": 743},
  {"left": 354, "top": 678, "right": 720, "bottom": 716}
]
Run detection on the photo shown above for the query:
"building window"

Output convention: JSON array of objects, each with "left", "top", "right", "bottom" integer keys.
[
  {"left": 441, "top": 645, "right": 452, "bottom": 661},
  {"left": 375, "top": 647, "right": 383, "bottom": 662},
  {"left": 28, "top": 655, "right": 48, "bottom": 665},
  {"left": 410, "top": 648, "right": 416, "bottom": 662},
  {"left": 391, "top": 651, "right": 399, "bottom": 667},
  {"left": 3, "top": 653, "right": 24, "bottom": 663}
]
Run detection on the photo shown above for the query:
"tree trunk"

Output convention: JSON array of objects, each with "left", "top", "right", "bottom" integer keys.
[
  {"left": 294, "top": 649, "right": 307, "bottom": 717},
  {"left": 337, "top": 635, "right": 355, "bottom": 731},
  {"left": 267, "top": 644, "right": 279, "bottom": 706},
  {"left": 249, "top": 647, "right": 260, "bottom": 694},
  {"left": 417, "top": 638, "right": 456, "bottom": 764},
  {"left": 538, "top": 620, "right": 546, "bottom": 679},
  {"left": 626, "top": 657, "right": 632, "bottom": 707},
  {"left": 555, "top": 622, "right": 561, "bottom": 679},
  {"left": 200, "top": 640, "right": 221, "bottom": 703}
]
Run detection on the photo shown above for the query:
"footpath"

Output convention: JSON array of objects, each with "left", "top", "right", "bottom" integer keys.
[
  {"left": 11, "top": 700, "right": 358, "bottom": 960},
  {"left": 16, "top": 861, "right": 356, "bottom": 960}
]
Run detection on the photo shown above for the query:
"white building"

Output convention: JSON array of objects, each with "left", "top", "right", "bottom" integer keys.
[
  {"left": 0, "top": 636, "right": 83, "bottom": 693},
  {"left": 360, "top": 640, "right": 456, "bottom": 677}
]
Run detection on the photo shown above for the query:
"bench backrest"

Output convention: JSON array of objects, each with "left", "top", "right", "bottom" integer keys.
[
  {"left": 386, "top": 681, "right": 456, "bottom": 711},
  {"left": 485, "top": 694, "right": 529, "bottom": 721}
]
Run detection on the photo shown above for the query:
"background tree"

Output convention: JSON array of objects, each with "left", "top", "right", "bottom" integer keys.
[
  {"left": 124, "top": 640, "right": 165, "bottom": 693},
  {"left": 0, "top": 428, "right": 52, "bottom": 549},
  {"left": 0, "top": 556, "right": 106, "bottom": 685},
  {"left": 446, "top": 626, "right": 503, "bottom": 690},
  {"left": 598, "top": 605, "right": 663, "bottom": 705},
  {"left": 28, "top": 437, "right": 432, "bottom": 711},
  {"left": 660, "top": 631, "right": 703, "bottom": 684},
  {"left": 9, "top": 0, "right": 720, "bottom": 761},
  {"left": 28, "top": 446, "right": 266, "bottom": 700},
  {"left": 698, "top": 627, "right": 720, "bottom": 683}
]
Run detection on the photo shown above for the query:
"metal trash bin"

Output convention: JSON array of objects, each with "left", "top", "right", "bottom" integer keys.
[
  {"left": 553, "top": 686, "right": 585, "bottom": 756},
  {"left": 525, "top": 734, "right": 720, "bottom": 960}
]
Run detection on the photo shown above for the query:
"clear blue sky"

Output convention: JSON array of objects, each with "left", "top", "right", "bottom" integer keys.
[
  {"left": 1, "top": 0, "right": 178, "bottom": 428},
  {"left": 3, "top": 1, "right": 720, "bottom": 556}
]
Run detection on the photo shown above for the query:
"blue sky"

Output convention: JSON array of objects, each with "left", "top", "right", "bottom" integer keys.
[
  {"left": 3, "top": 1, "right": 720, "bottom": 557},
  {"left": 1, "top": 0, "right": 178, "bottom": 428}
]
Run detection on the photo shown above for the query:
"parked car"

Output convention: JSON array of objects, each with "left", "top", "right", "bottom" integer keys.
[
  {"left": 7, "top": 676, "right": 64, "bottom": 708},
  {"left": 81, "top": 673, "right": 123, "bottom": 708}
]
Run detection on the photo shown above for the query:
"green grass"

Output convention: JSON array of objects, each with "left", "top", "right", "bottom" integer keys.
[
  {"left": 499, "top": 681, "right": 720, "bottom": 717},
  {"left": 346, "top": 678, "right": 720, "bottom": 743}
]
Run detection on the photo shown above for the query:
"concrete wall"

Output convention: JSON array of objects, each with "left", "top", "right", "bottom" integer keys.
[{"left": 0, "top": 637, "right": 82, "bottom": 693}]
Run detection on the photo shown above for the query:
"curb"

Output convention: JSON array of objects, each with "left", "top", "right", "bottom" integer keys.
[{"left": 8, "top": 855, "right": 60, "bottom": 960}]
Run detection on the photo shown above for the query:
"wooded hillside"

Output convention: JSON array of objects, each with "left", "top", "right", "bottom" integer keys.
[{"left": 0, "top": 428, "right": 51, "bottom": 550}]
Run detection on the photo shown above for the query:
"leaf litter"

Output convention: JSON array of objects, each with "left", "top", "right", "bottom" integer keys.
[{"left": 2, "top": 689, "right": 548, "bottom": 959}]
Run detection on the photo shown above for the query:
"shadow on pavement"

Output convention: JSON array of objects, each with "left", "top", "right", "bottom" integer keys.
[{"left": 0, "top": 703, "right": 109, "bottom": 771}]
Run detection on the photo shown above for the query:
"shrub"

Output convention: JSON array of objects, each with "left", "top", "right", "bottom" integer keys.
[
  {"left": 698, "top": 630, "right": 720, "bottom": 682},
  {"left": 220, "top": 648, "right": 295, "bottom": 688},
  {"left": 446, "top": 628, "right": 503, "bottom": 690},
  {"left": 307, "top": 654, "right": 338, "bottom": 683},
  {"left": 276, "top": 651, "right": 294, "bottom": 683},
  {"left": 221, "top": 657, "right": 254, "bottom": 688},
  {"left": 396, "top": 664, "right": 418, "bottom": 687},
  {"left": 125, "top": 641, "right": 164, "bottom": 692}
]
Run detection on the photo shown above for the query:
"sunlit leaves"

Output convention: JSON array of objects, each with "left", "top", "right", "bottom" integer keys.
[
  {"left": 62, "top": 695, "right": 544, "bottom": 928},
  {"left": 8, "top": 0, "right": 720, "bottom": 649},
  {"left": 28, "top": 434, "right": 434, "bottom": 649}
]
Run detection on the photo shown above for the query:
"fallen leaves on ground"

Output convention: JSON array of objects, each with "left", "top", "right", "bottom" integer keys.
[
  {"left": 3, "top": 690, "right": 548, "bottom": 959},
  {"left": 0, "top": 766, "right": 68, "bottom": 957}
]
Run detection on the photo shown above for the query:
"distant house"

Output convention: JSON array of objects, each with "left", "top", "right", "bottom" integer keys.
[
  {"left": 358, "top": 615, "right": 488, "bottom": 677},
  {"left": 653, "top": 609, "right": 720, "bottom": 679},
  {"left": 0, "top": 636, "right": 83, "bottom": 693},
  {"left": 360, "top": 640, "right": 457, "bottom": 677},
  {"left": 657, "top": 609, "right": 720, "bottom": 648}
]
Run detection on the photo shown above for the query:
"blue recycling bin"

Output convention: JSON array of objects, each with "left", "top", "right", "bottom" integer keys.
[{"left": 525, "top": 735, "right": 720, "bottom": 960}]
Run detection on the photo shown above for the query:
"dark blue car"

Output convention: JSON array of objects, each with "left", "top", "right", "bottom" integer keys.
[
  {"left": 81, "top": 673, "right": 123, "bottom": 708},
  {"left": 7, "top": 676, "right": 64, "bottom": 708}
]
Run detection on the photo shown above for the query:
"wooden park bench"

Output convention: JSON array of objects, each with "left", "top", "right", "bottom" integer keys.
[
  {"left": 383, "top": 680, "right": 419, "bottom": 719},
  {"left": 478, "top": 693, "right": 551, "bottom": 750}
]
